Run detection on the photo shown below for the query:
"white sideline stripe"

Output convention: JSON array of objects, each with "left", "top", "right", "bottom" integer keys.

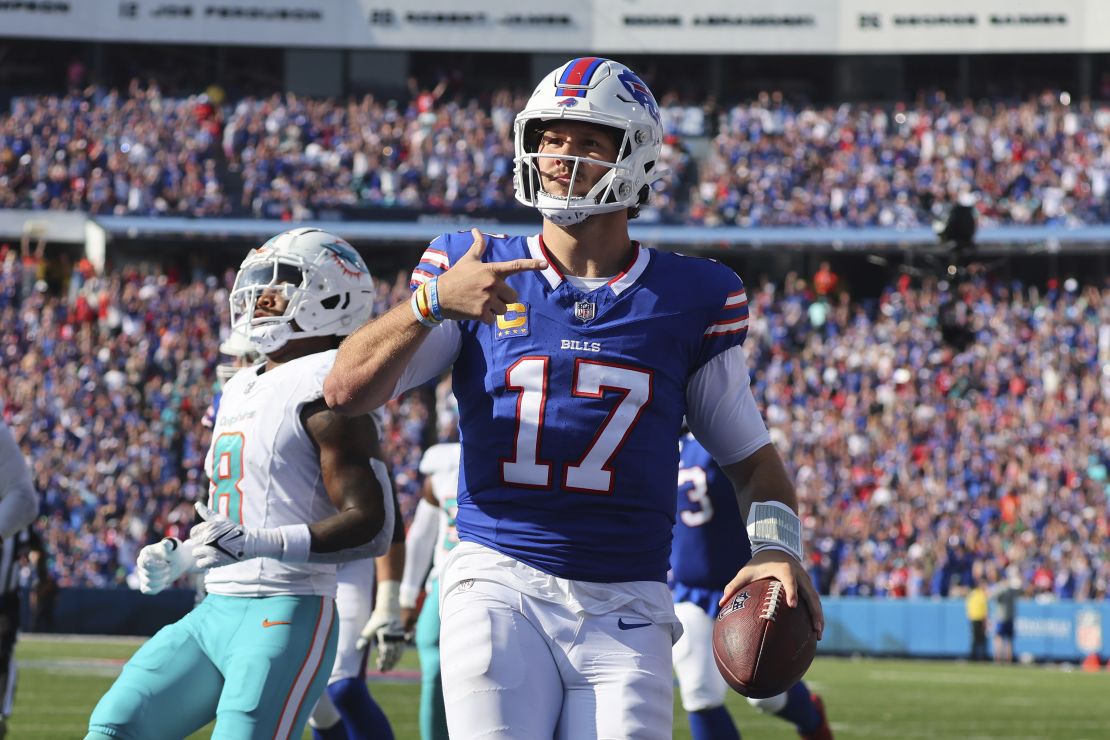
[{"left": 274, "top": 600, "right": 334, "bottom": 740}]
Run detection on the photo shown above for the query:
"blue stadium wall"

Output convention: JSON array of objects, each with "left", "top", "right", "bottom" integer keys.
[
  {"left": 822, "top": 598, "right": 1109, "bottom": 662},
  {"left": 32, "top": 590, "right": 1110, "bottom": 663}
]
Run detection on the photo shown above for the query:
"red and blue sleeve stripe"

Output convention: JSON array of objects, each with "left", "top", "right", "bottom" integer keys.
[
  {"left": 704, "top": 289, "right": 749, "bottom": 341},
  {"left": 696, "top": 278, "right": 750, "bottom": 369},
  {"left": 409, "top": 236, "right": 452, "bottom": 292}
]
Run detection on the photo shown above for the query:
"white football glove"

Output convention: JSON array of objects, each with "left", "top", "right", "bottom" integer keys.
[
  {"left": 190, "top": 502, "right": 285, "bottom": 570},
  {"left": 136, "top": 538, "right": 196, "bottom": 595},
  {"left": 356, "top": 580, "right": 407, "bottom": 672}
]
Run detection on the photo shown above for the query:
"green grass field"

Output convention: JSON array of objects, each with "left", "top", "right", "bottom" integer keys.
[{"left": 11, "top": 635, "right": 1110, "bottom": 739}]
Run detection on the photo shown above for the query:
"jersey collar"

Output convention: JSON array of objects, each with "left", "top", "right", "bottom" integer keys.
[{"left": 527, "top": 235, "right": 650, "bottom": 297}]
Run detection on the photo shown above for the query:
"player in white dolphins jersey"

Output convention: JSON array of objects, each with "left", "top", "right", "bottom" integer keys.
[
  {"left": 86, "top": 228, "right": 392, "bottom": 740},
  {"left": 201, "top": 349, "right": 369, "bottom": 597},
  {"left": 398, "top": 406, "right": 461, "bottom": 740},
  {"left": 209, "top": 330, "right": 411, "bottom": 740}
]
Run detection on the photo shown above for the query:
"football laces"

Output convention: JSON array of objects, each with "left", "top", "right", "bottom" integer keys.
[{"left": 760, "top": 580, "right": 784, "bottom": 622}]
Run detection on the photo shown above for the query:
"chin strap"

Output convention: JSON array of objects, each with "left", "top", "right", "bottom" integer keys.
[
  {"left": 534, "top": 189, "right": 628, "bottom": 226},
  {"left": 248, "top": 322, "right": 293, "bottom": 355},
  {"left": 539, "top": 207, "right": 592, "bottom": 226}
]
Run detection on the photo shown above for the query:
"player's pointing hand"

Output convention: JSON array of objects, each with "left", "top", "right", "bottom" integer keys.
[{"left": 436, "top": 228, "right": 547, "bottom": 324}]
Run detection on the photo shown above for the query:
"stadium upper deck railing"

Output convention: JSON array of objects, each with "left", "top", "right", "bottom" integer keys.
[{"left": 4, "top": 210, "right": 1110, "bottom": 257}]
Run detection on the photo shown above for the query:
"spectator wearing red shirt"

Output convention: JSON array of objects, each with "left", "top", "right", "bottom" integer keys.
[{"left": 813, "top": 261, "right": 839, "bottom": 298}]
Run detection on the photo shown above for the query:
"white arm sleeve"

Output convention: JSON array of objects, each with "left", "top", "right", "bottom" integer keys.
[
  {"left": 390, "top": 320, "right": 462, "bottom": 399},
  {"left": 399, "top": 498, "right": 440, "bottom": 608},
  {"left": 0, "top": 422, "right": 38, "bottom": 539},
  {"left": 685, "top": 344, "right": 772, "bottom": 466}
]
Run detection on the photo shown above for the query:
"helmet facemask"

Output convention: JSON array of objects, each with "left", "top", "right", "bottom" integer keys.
[
  {"left": 517, "top": 122, "right": 639, "bottom": 226},
  {"left": 229, "top": 259, "right": 309, "bottom": 355}
]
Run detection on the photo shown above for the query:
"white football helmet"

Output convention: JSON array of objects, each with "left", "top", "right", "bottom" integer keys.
[
  {"left": 215, "top": 329, "right": 259, "bottom": 382},
  {"left": 229, "top": 227, "right": 374, "bottom": 355},
  {"left": 513, "top": 57, "right": 666, "bottom": 225}
]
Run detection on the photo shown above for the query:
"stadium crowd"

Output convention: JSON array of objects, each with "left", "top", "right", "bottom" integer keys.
[
  {"left": 746, "top": 269, "right": 1110, "bottom": 600},
  {"left": 2, "top": 82, "right": 1109, "bottom": 226},
  {"left": 0, "top": 248, "right": 429, "bottom": 588},
  {"left": 1, "top": 245, "right": 1107, "bottom": 602}
]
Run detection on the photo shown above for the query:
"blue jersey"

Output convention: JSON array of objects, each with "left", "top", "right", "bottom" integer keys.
[
  {"left": 411, "top": 233, "right": 749, "bottom": 583},
  {"left": 670, "top": 433, "right": 752, "bottom": 591}
]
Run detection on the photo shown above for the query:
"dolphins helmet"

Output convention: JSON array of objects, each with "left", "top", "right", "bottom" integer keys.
[{"left": 229, "top": 227, "right": 374, "bottom": 354}]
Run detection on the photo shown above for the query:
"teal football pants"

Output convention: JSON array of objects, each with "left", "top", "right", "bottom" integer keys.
[
  {"left": 415, "top": 578, "right": 448, "bottom": 740},
  {"left": 86, "top": 593, "right": 337, "bottom": 740}
]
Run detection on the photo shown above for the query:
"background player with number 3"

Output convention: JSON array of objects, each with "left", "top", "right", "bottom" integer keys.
[
  {"left": 674, "top": 432, "right": 832, "bottom": 740},
  {"left": 326, "top": 58, "right": 823, "bottom": 738},
  {"left": 86, "top": 228, "right": 395, "bottom": 740}
]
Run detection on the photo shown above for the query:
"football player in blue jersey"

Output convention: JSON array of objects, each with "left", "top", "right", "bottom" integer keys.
[
  {"left": 325, "top": 57, "right": 823, "bottom": 739},
  {"left": 673, "top": 432, "right": 833, "bottom": 740}
]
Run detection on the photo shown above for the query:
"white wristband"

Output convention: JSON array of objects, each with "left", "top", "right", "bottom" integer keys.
[
  {"left": 278, "top": 523, "right": 312, "bottom": 563},
  {"left": 374, "top": 579, "right": 402, "bottom": 619},
  {"left": 399, "top": 583, "right": 422, "bottom": 610},
  {"left": 746, "top": 500, "right": 803, "bottom": 562}
]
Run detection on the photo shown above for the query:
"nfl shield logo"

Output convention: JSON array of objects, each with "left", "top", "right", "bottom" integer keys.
[
  {"left": 574, "top": 300, "right": 596, "bottom": 322},
  {"left": 717, "top": 590, "right": 751, "bottom": 620}
]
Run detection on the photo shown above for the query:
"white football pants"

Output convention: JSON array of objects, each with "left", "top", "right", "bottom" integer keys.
[
  {"left": 310, "top": 558, "right": 375, "bottom": 730},
  {"left": 440, "top": 576, "right": 674, "bottom": 739},
  {"left": 672, "top": 600, "right": 730, "bottom": 711},
  {"left": 329, "top": 557, "right": 376, "bottom": 683}
]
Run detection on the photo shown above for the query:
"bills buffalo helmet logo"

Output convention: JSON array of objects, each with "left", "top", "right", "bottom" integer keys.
[{"left": 617, "top": 69, "right": 660, "bottom": 124}]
